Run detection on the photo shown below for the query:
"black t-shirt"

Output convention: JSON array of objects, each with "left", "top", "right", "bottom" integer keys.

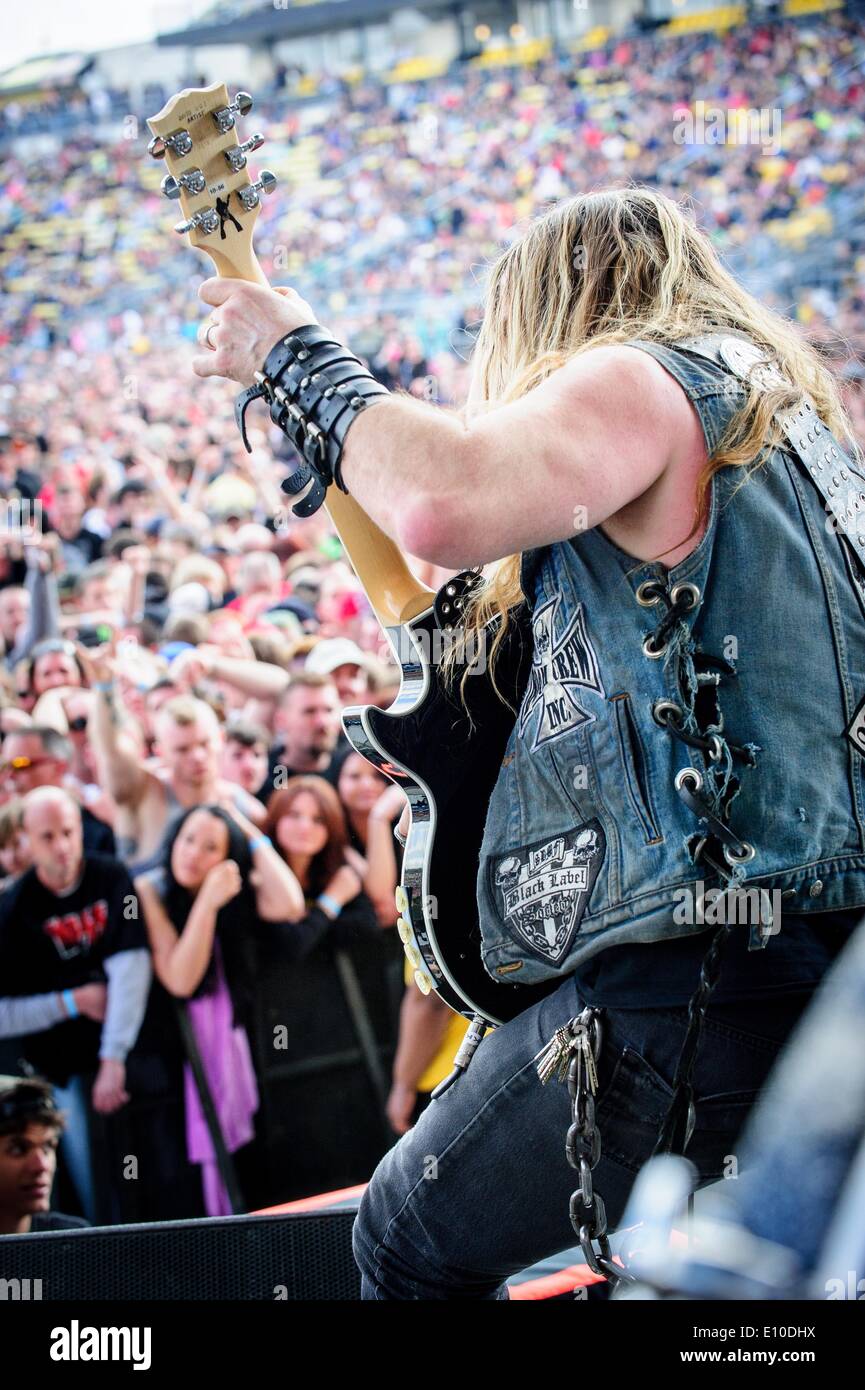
[
  {"left": 572, "top": 907, "right": 864, "bottom": 1008},
  {"left": 81, "top": 806, "right": 116, "bottom": 858},
  {"left": 262, "top": 733, "right": 352, "bottom": 800},
  {"left": 0, "top": 854, "right": 146, "bottom": 1083}
]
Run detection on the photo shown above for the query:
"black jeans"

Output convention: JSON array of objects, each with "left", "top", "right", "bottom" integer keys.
[{"left": 353, "top": 974, "right": 815, "bottom": 1299}]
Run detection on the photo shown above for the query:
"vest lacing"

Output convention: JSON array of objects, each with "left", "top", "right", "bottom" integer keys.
[{"left": 634, "top": 574, "right": 767, "bottom": 1156}]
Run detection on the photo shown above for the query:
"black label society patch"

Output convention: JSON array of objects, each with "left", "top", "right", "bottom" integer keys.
[
  {"left": 489, "top": 821, "right": 606, "bottom": 965},
  {"left": 847, "top": 693, "right": 865, "bottom": 756}
]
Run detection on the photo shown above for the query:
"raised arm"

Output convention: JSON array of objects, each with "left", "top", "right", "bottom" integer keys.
[
  {"left": 83, "top": 646, "right": 149, "bottom": 807},
  {"left": 172, "top": 645, "right": 290, "bottom": 701},
  {"left": 190, "top": 281, "right": 685, "bottom": 570},
  {"left": 8, "top": 535, "right": 61, "bottom": 666},
  {"left": 339, "top": 344, "right": 687, "bottom": 567}
]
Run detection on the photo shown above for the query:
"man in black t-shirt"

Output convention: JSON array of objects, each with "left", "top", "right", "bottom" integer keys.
[
  {"left": 265, "top": 673, "right": 348, "bottom": 796},
  {"left": 0, "top": 787, "right": 150, "bottom": 1099},
  {"left": 0, "top": 788, "right": 151, "bottom": 1220}
]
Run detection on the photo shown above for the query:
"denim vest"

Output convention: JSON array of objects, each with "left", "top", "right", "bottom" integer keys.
[{"left": 476, "top": 333, "right": 865, "bottom": 987}]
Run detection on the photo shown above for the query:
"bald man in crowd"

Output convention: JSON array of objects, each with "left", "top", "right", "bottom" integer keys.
[{"left": 0, "top": 787, "right": 151, "bottom": 1220}]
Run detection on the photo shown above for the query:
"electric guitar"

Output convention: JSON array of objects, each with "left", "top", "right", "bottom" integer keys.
[{"left": 147, "top": 84, "right": 557, "bottom": 1026}]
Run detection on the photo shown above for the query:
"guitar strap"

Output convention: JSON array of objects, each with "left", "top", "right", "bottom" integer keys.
[{"left": 677, "top": 331, "right": 865, "bottom": 568}]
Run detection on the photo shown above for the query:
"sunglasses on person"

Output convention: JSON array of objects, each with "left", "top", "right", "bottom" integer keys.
[{"left": 3, "top": 755, "right": 56, "bottom": 773}]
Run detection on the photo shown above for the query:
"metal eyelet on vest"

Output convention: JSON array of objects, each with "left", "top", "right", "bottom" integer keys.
[
  {"left": 641, "top": 632, "right": 669, "bottom": 659},
  {"left": 652, "top": 699, "right": 684, "bottom": 728},
  {"left": 706, "top": 732, "right": 724, "bottom": 761},
  {"left": 669, "top": 581, "right": 701, "bottom": 610},
  {"left": 674, "top": 766, "right": 703, "bottom": 794},
  {"left": 723, "top": 840, "right": 755, "bottom": 865},
  {"left": 635, "top": 580, "right": 664, "bottom": 607}
]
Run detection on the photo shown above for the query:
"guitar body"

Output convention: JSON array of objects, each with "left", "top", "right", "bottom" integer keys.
[{"left": 342, "top": 599, "right": 559, "bottom": 1026}]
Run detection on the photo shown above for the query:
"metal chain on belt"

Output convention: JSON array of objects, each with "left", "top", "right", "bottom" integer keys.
[{"left": 537, "top": 1006, "right": 637, "bottom": 1290}]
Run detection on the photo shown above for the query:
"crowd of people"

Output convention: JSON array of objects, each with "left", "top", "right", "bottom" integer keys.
[{"left": 2, "top": 8, "right": 865, "bottom": 1233}]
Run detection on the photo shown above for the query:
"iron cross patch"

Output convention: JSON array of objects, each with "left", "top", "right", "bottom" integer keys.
[
  {"left": 518, "top": 595, "right": 604, "bottom": 750},
  {"left": 490, "top": 821, "right": 606, "bottom": 965}
]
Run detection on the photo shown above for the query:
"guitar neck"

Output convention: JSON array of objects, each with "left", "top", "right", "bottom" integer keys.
[
  {"left": 251, "top": 275, "right": 434, "bottom": 626},
  {"left": 324, "top": 491, "right": 436, "bottom": 627},
  {"left": 242, "top": 265, "right": 434, "bottom": 627},
  {"left": 148, "top": 81, "right": 435, "bottom": 628}
]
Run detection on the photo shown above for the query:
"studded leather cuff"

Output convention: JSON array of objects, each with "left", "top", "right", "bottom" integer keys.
[{"left": 234, "top": 324, "right": 391, "bottom": 516}]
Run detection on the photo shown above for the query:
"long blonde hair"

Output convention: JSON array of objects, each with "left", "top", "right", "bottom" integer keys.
[{"left": 444, "top": 185, "right": 858, "bottom": 710}]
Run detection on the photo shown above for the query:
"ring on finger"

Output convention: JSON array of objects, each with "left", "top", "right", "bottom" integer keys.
[{"left": 204, "top": 320, "right": 219, "bottom": 350}]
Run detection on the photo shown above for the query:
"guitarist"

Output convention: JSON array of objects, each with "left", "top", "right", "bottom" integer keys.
[{"left": 194, "top": 187, "right": 865, "bottom": 1298}]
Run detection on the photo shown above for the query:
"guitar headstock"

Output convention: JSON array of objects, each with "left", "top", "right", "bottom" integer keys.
[{"left": 147, "top": 82, "right": 274, "bottom": 285}]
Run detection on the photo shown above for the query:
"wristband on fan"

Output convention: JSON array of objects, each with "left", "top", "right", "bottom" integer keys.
[
  {"left": 61, "top": 989, "right": 78, "bottom": 1019},
  {"left": 234, "top": 324, "right": 391, "bottom": 518},
  {"left": 248, "top": 835, "right": 272, "bottom": 853},
  {"left": 316, "top": 892, "right": 343, "bottom": 920}
]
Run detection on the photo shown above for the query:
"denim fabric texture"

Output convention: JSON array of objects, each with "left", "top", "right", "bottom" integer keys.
[
  {"left": 353, "top": 976, "right": 813, "bottom": 1298},
  {"left": 476, "top": 334, "right": 865, "bottom": 986}
]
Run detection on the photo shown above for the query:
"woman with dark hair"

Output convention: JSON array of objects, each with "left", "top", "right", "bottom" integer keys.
[
  {"left": 265, "top": 775, "right": 379, "bottom": 944},
  {"left": 334, "top": 749, "right": 407, "bottom": 928},
  {"left": 134, "top": 801, "right": 308, "bottom": 1215}
]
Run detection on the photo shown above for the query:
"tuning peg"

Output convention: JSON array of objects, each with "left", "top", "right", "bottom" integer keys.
[
  {"left": 236, "top": 170, "right": 277, "bottom": 211},
  {"left": 147, "top": 129, "right": 193, "bottom": 160},
  {"left": 174, "top": 207, "right": 220, "bottom": 236},
  {"left": 161, "top": 168, "right": 206, "bottom": 200},
  {"left": 213, "top": 91, "right": 253, "bottom": 134},
  {"left": 225, "top": 133, "right": 265, "bottom": 172}
]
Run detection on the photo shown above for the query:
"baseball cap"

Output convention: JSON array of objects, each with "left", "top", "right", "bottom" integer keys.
[
  {"left": 167, "top": 581, "right": 211, "bottom": 614},
  {"left": 304, "top": 637, "right": 368, "bottom": 676}
]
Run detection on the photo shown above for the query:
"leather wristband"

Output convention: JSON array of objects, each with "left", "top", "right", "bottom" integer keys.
[{"left": 234, "top": 324, "right": 391, "bottom": 517}]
